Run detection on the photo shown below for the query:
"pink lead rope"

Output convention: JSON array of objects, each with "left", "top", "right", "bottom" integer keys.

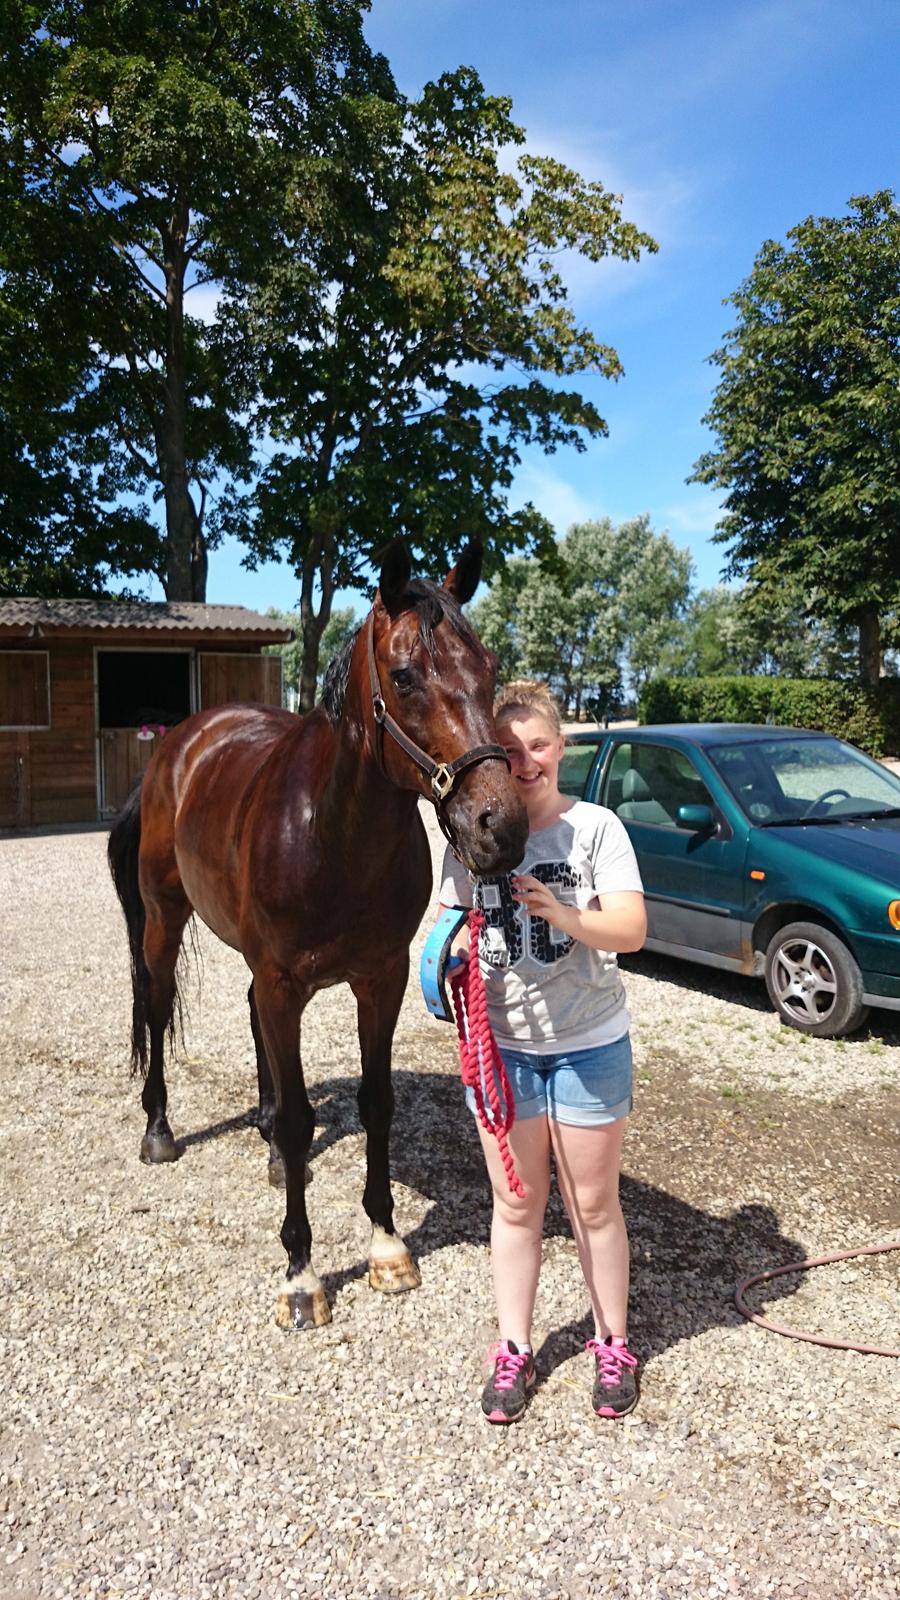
[{"left": 448, "top": 909, "right": 525, "bottom": 1198}]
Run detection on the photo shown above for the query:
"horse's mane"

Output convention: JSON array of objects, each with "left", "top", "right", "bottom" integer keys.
[{"left": 319, "top": 580, "right": 478, "bottom": 725}]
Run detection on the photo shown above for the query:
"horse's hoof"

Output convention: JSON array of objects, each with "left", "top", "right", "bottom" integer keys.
[
  {"left": 139, "top": 1133, "right": 178, "bottom": 1165},
  {"left": 368, "top": 1253, "right": 421, "bottom": 1294},
  {"left": 275, "top": 1286, "right": 331, "bottom": 1330},
  {"left": 266, "top": 1159, "right": 312, "bottom": 1188}
]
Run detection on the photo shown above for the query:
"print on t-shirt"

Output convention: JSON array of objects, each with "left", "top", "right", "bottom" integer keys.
[{"left": 475, "top": 860, "right": 580, "bottom": 968}]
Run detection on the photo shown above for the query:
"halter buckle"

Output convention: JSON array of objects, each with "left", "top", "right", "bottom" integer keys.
[
  {"left": 431, "top": 763, "right": 455, "bottom": 802},
  {"left": 372, "top": 694, "right": 386, "bottom": 724}
]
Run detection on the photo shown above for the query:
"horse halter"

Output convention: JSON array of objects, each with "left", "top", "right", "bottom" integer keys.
[{"left": 366, "top": 613, "right": 510, "bottom": 838}]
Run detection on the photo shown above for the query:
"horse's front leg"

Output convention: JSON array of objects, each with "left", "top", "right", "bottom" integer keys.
[
  {"left": 352, "top": 957, "right": 421, "bottom": 1295},
  {"left": 253, "top": 971, "right": 330, "bottom": 1330}
]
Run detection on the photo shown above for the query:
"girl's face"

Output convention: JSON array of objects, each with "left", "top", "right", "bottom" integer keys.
[{"left": 497, "top": 711, "right": 565, "bottom": 816}]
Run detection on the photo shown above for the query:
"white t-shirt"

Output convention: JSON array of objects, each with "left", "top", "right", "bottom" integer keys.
[{"left": 439, "top": 800, "right": 644, "bottom": 1052}]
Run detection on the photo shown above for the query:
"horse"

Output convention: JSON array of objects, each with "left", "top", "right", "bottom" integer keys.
[{"left": 107, "top": 538, "right": 528, "bottom": 1330}]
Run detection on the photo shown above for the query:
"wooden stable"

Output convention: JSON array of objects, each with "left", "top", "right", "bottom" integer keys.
[{"left": 0, "top": 599, "right": 291, "bottom": 827}]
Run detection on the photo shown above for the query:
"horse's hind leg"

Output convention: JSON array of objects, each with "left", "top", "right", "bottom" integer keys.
[
  {"left": 140, "top": 897, "right": 191, "bottom": 1164},
  {"left": 352, "top": 957, "right": 421, "bottom": 1294}
]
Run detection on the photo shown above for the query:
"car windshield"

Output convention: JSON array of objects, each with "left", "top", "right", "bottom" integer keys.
[
  {"left": 558, "top": 738, "right": 602, "bottom": 799},
  {"left": 706, "top": 736, "right": 900, "bottom": 826}
]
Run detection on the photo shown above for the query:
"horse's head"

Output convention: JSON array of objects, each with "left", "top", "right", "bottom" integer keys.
[{"left": 367, "top": 539, "right": 528, "bottom": 875}]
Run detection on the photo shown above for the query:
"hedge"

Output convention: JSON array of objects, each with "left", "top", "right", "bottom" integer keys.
[{"left": 637, "top": 676, "right": 900, "bottom": 759}]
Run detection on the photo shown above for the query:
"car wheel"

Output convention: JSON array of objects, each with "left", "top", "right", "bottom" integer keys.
[{"left": 764, "top": 921, "right": 869, "bottom": 1038}]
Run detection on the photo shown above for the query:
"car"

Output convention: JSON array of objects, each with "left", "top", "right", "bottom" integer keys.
[{"left": 559, "top": 722, "right": 900, "bottom": 1038}]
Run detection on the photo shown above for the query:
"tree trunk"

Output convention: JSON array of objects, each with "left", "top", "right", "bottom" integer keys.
[
  {"left": 858, "top": 604, "right": 881, "bottom": 686},
  {"left": 158, "top": 201, "right": 206, "bottom": 602},
  {"left": 298, "top": 531, "right": 336, "bottom": 712}
]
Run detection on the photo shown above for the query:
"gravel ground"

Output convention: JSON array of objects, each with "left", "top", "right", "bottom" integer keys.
[{"left": 1, "top": 811, "right": 898, "bottom": 1600}]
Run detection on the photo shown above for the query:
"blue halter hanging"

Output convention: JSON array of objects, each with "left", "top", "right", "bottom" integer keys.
[{"left": 420, "top": 905, "right": 469, "bottom": 1022}]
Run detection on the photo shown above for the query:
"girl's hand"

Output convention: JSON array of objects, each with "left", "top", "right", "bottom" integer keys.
[{"left": 511, "top": 874, "right": 571, "bottom": 931}]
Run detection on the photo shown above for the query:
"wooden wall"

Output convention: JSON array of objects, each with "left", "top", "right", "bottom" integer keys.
[
  {"left": 1, "top": 637, "right": 285, "bottom": 828},
  {"left": 0, "top": 642, "right": 97, "bottom": 826},
  {"left": 198, "top": 652, "right": 282, "bottom": 709}
]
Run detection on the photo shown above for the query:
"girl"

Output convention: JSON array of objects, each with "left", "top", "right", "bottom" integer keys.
[{"left": 439, "top": 681, "right": 646, "bottom": 1423}]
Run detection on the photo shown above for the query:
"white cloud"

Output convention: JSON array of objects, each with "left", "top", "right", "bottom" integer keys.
[
  {"left": 509, "top": 462, "right": 595, "bottom": 535},
  {"left": 662, "top": 492, "right": 725, "bottom": 537}
]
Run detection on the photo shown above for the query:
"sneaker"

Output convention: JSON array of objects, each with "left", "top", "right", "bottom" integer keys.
[
  {"left": 587, "top": 1335, "right": 639, "bottom": 1418},
  {"left": 481, "top": 1339, "right": 536, "bottom": 1423}
]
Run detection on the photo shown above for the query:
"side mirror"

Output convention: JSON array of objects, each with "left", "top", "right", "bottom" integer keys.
[{"left": 677, "top": 803, "right": 715, "bottom": 833}]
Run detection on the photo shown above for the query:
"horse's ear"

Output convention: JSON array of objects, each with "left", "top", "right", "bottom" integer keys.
[
  {"left": 443, "top": 538, "right": 483, "bottom": 606},
  {"left": 377, "top": 538, "right": 412, "bottom": 611}
]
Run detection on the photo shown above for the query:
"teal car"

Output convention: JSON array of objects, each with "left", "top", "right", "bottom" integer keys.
[{"left": 560, "top": 724, "right": 900, "bottom": 1038}]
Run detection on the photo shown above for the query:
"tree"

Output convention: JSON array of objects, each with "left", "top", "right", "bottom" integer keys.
[
  {"left": 692, "top": 192, "right": 900, "bottom": 685},
  {"left": 263, "top": 603, "right": 358, "bottom": 705},
  {"left": 471, "top": 516, "right": 691, "bottom": 712},
  {"left": 235, "top": 67, "right": 657, "bottom": 706},
  {"left": 2, "top": 0, "right": 399, "bottom": 599},
  {"left": 660, "top": 585, "right": 858, "bottom": 679},
  {"left": 3, "top": 15, "right": 655, "bottom": 687}
]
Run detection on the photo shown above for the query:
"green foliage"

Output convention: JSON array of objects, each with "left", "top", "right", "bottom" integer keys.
[
  {"left": 264, "top": 605, "right": 358, "bottom": 703},
  {"left": 3, "top": 17, "right": 655, "bottom": 694},
  {"left": 1, "top": 0, "right": 399, "bottom": 598},
  {"left": 639, "top": 676, "right": 900, "bottom": 758},
  {"left": 470, "top": 516, "right": 691, "bottom": 712},
  {"left": 692, "top": 192, "right": 900, "bottom": 683},
  {"left": 660, "top": 583, "right": 859, "bottom": 679},
  {"left": 233, "top": 65, "right": 657, "bottom": 703}
]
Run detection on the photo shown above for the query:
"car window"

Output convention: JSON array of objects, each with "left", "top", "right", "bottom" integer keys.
[
  {"left": 707, "top": 736, "right": 900, "bottom": 822},
  {"left": 558, "top": 738, "right": 602, "bottom": 798},
  {"left": 601, "top": 741, "right": 713, "bottom": 827}
]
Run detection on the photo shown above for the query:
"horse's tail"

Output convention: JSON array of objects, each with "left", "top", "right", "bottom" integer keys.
[{"left": 107, "top": 778, "right": 151, "bottom": 1077}]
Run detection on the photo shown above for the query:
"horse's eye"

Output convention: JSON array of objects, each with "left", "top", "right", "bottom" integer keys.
[{"left": 391, "top": 667, "right": 416, "bottom": 694}]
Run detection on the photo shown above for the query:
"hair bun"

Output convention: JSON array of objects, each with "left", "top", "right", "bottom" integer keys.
[{"left": 494, "top": 680, "right": 561, "bottom": 734}]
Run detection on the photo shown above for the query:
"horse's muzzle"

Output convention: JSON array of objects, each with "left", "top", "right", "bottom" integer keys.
[{"left": 446, "top": 784, "right": 529, "bottom": 875}]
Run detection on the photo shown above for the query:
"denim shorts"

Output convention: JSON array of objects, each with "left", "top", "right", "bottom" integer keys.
[{"left": 464, "top": 1033, "right": 633, "bottom": 1128}]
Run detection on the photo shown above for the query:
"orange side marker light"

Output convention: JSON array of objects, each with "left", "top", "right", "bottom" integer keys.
[{"left": 750, "top": 870, "right": 766, "bottom": 881}]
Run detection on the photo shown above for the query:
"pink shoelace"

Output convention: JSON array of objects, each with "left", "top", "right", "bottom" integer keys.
[
  {"left": 485, "top": 1341, "right": 530, "bottom": 1390},
  {"left": 586, "top": 1336, "right": 638, "bottom": 1387}
]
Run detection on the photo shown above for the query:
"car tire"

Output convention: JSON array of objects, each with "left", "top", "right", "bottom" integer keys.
[{"left": 764, "top": 921, "right": 869, "bottom": 1038}]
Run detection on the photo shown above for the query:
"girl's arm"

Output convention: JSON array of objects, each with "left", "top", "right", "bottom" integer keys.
[{"left": 511, "top": 876, "right": 646, "bottom": 954}]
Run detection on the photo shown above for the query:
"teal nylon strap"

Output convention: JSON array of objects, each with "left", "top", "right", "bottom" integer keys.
[{"left": 420, "top": 906, "right": 469, "bottom": 1022}]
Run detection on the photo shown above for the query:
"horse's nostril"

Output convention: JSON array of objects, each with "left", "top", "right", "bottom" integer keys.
[{"left": 477, "top": 809, "right": 494, "bottom": 833}]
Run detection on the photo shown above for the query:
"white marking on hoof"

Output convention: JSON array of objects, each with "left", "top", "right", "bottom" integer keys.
[
  {"left": 368, "top": 1230, "right": 421, "bottom": 1293},
  {"left": 275, "top": 1266, "right": 331, "bottom": 1330},
  {"left": 369, "top": 1225, "right": 412, "bottom": 1262}
]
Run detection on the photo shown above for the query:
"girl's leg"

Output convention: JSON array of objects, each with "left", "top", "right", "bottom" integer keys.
[
  {"left": 477, "top": 1114, "right": 552, "bottom": 1346},
  {"left": 549, "top": 1118, "right": 630, "bottom": 1339}
]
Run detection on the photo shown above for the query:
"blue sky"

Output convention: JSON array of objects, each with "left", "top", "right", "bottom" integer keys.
[{"left": 194, "top": 0, "right": 899, "bottom": 617}]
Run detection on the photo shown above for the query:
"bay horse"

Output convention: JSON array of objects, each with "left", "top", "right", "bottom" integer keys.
[{"left": 107, "top": 539, "right": 528, "bottom": 1330}]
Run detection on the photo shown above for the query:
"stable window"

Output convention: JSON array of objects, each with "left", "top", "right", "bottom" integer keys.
[
  {"left": 97, "top": 650, "right": 192, "bottom": 728},
  {"left": 0, "top": 651, "right": 50, "bottom": 729}
]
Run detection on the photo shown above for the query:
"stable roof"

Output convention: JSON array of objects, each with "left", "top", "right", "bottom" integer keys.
[{"left": 0, "top": 597, "right": 293, "bottom": 644}]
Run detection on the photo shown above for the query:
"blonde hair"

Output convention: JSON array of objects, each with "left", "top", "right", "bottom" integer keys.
[{"left": 494, "top": 679, "right": 562, "bottom": 735}]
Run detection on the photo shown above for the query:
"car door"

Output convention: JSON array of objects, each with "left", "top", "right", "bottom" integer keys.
[{"left": 596, "top": 737, "right": 750, "bottom": 962}]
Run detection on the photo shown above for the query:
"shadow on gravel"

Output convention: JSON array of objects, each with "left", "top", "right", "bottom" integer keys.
[
  {"left": 174, "top": 1067, "right": 806, "bottom": 1376},
  {"left": 621, "top": 948, "right": 900, "bottom": 1044},
  {"left": 177, "top": 1110, "right": 256, "bottom": 1154}
]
